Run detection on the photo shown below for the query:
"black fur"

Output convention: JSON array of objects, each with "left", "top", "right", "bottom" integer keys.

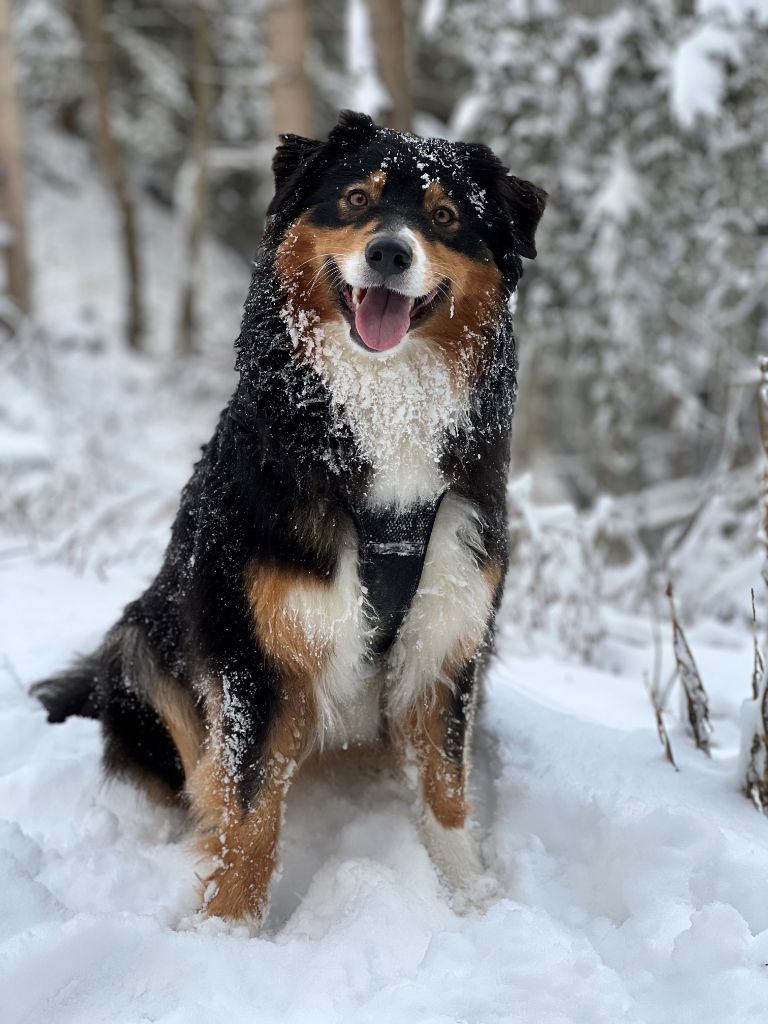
[{"left": 31, "top": 656, "right": 101, "bottom": 722}]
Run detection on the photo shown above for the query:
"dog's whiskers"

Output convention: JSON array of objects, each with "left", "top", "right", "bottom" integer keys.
[{"left": 283, "top": 248, "right": 472, "bottom": 314}]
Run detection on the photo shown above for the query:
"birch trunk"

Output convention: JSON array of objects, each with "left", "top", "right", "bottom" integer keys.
[
  {"left": 80, "top": 0, "right": 144, "bottom": 351},
  {"left": 364, "top": 0, "right": 411, "bottom": 132},
  {"left": 268, "top": 0, "right": 313, "bottom": 137},
  {"left": 0, "top": 0, "right": 31, "bottom": 316},
  {"left": 177, "top": 4, "right": 212, "bottom": 357}
]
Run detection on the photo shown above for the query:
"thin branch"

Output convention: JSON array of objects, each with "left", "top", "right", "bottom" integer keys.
[
  {"left": 743, "top": 359, "right": 768, "bottom": 811},
  {"left": 645, "top": 671, "right": 679, "bottom": 771},
  {"left": 666, "top": 581, "right": 712, "bottom": 756},
  {"left": 752, "top": 588, "right": 764, "bottom": 701}
]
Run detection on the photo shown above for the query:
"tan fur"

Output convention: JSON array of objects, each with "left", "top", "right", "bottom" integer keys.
[
  {"left": 444, "top": 559, "right": 503, "bottom": 673},
  {"left": 398, "top": 566, "right": 502, "bottom": 829},
  {"left": 423, "top": 181, "right": 460, "bottom": 225},
  {"left": 405, "top": 688, "right": 468, "bottom": 830},
  {"left": 412, "top": 235, "right": 503, "bottom": 392},
  {"left": 483, "top": 559, "right": 504, "bottom": 596},
  {"left": 245, "top": 562, "right": 332, "bottom": 679},
  {"left": 276, "top": 217, "right": 359, "bottom": 342},
  {"left": 184, "top": 563, "right": 331, "bottom": 922},
  {"left": 399, "top": 562, "right": 503, "bottom": 831},
  {"left": 188, "top": 748, "right": 281, "bottom": 922},
  {"left": 189, "top": 678, "right": 315, "bottom": 923},
  {"left": 342, "top": 169, "right": 387, "bottom": 207},
  {"left": 152, "top": 680, "right": 204, "bottom": 782}
]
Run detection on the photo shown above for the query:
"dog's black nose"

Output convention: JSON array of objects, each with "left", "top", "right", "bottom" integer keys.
[{"left": 365, "top": 235, "right": 412, "bottom": 277}]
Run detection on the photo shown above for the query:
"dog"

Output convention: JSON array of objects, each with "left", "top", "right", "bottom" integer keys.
[{"left": 32, "top": 110, "right": 546, "bottom": 926}]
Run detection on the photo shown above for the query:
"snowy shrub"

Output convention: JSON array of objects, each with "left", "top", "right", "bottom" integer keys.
[
  {"left": 1, "top": 325, "right": 240, "bottom": 572},
  {"left": 503, "top": 476, "right": 606, "bottom": 662}
]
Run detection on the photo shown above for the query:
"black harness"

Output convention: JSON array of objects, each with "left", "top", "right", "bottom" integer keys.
[{"left": 347, "top": 492, "right": 447, "bottom": 656}]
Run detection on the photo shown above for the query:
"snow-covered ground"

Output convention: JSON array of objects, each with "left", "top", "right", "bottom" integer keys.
[
  {"left": 4, "top": 149, "right": 768, "bottom": 1023},
  {"left": 4, "top": 545, "right": 768, "bottom": 1022}
]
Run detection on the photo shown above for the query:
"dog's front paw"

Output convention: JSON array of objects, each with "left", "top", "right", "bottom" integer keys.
[
  {"left": 177, "top": 908, "right": 260, "bottom": 938},
  {"left": 422, "top": 806, "right": 483, "bottom": 889},
  {"left": 196, "top": 863, "right": 269, "bottom": 934},
  {"left": 450, "top": 867, "right": 503, "bottom": 916}
]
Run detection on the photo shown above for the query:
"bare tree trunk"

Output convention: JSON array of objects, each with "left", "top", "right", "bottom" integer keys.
[
  {"left": 268, "top": 0, "right": 313, "bottom": 137},
  {"left": 365, "top": 0, "right": 411, "bottom": 132},
  {"left": 177, "top": 3, "right": 212, "bottom": 357},
  {"left": 80, "top": 0, "right": 144, "bottom": 351},
  {"left": 0, "top": 0, "right": 31, "bottom": 316}
]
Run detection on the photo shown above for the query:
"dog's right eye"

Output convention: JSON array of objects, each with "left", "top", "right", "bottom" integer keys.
[{"left": 347, "top": 190, "right": 369, "bottom": 208}]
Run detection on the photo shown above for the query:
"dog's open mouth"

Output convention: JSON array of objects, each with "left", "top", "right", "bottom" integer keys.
[{"left": 339, "top": 282, "right": 446, "bottom": 352}]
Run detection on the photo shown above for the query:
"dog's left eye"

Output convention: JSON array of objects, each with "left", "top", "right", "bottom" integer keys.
[
  {"left": 433, "top": 206, "right": 456, "bottom": 225},
  {"left": 347, "top": 190, "right": 369, "bottom": 208}
]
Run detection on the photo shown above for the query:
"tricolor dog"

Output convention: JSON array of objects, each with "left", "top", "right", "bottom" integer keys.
[{"left": 32, "top": 111, "right": 546, "bottom": 926}]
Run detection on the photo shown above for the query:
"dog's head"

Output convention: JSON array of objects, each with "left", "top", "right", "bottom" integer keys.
[{"left": 269, "top": 111, "right": 546, "bottom": 374}]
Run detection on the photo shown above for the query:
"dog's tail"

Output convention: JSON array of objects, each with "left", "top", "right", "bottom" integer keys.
[
  {"left": 30, "top": 651, "right": 102, "bottom": 722},
  {"left": 31, "top": 627, "right": 195, "bottom": 797}
]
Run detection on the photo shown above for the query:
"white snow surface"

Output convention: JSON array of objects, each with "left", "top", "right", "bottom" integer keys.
[
  {"left": 4, "top": 145, "right": 768, "bottom": 1023},
  {"left": 3, "top": 552, "right": 768, "bottom": 1022}
]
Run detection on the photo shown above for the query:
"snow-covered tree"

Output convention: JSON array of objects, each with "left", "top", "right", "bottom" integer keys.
[{"left": 446, "top": 0, "right": 768, "bottom": 500}]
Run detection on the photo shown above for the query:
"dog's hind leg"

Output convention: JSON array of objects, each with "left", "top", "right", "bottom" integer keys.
[
  {"left": 404, "top": 659, "right": 483, "bottom": 888},
  {"left": 31, "top": 626, "right": 200, "bottom": 804},
  {"left": 98, "top": 626, "right": 202, "bottom": 802},
  {"left": 187, "top": 670, "right": 315, "bottom": 927},
  {"left": 31, "top": 626, "right": 202, "bottom": 804}
]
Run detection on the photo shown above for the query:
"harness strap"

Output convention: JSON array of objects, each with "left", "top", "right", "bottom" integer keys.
[{"left": 347, "top": 491, "right": 447, "bottom": 657}]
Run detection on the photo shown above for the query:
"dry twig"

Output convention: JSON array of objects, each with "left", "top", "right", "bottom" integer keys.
[
  {"left": 646, "top": 673, "right": 679, "bottom": 771},
  {"left": 751, "top": 588, "right": 764, "bottom": 702},
  {"left": 645, "top": 575, "right": 678, "bottom": 769},
  {"left": 742, "top": 359, "right": 768, "bottom": 809},
  {"left": 666, "top": 581, "right": 712, "bottom": 756}
]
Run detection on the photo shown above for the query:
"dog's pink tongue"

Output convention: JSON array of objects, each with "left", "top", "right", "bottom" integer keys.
[{"left": 354, "top": 287, "right": 412, "bottom": 351}]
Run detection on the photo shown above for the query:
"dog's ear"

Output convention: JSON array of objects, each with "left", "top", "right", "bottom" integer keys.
[
  {"left": 497, "top": 174, "right": 548, "bottom": 260},
  {"left": 267, "top": 133, "right": 323, "bottom": 216},
  {"left": 461, "top": 142, "right": 547, "bottom": 260},
  {"left": 267, "top": 112, "right": 378, "bottom": 218},
  {"left": 329, "top": 109, "right": 377, "bottom": 145}
]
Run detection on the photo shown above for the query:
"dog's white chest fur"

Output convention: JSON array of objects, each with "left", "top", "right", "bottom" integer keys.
[{"left": 315, "top": 324, "right": 468, "bottom": 506}]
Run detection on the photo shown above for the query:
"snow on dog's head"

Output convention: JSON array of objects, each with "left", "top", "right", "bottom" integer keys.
[{"left": 269, "top": 111, "right": 546, "bottom": 387}]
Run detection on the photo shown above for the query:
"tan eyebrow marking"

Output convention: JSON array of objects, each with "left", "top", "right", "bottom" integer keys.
[
  {"left": 341, "top": 169, "right": 388, "bottom": 206},
  {"left": 424, "top": 181, "right": 459, "bottom": 219},
  {"left": 366, "top": 170, "right": 387, "bottom": 202}
]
